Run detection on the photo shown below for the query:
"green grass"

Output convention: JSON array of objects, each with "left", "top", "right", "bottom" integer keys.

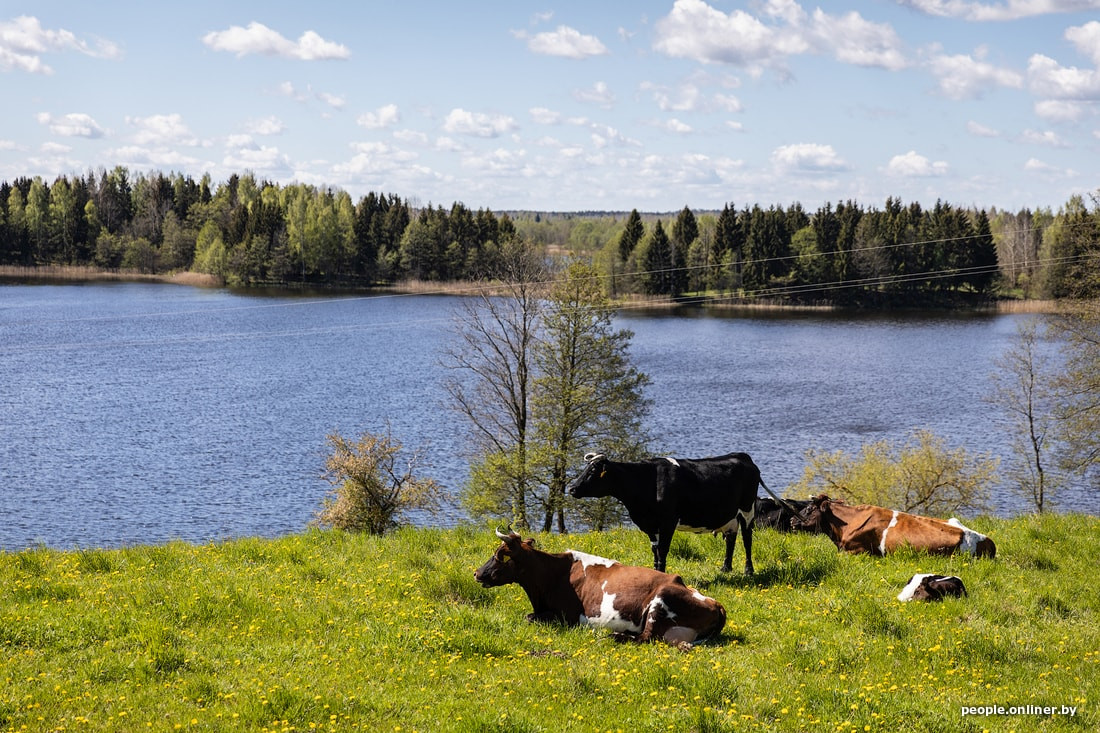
[{"left": 1, "top": 515, "right": 1097, "bottom": 732}]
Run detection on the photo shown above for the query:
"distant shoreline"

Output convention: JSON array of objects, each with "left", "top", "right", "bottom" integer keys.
[{"left": 0, "top": 264, "right": 1062, "bottom": 313}]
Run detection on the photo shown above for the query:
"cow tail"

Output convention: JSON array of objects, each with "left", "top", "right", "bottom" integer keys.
[{"left": 759, "top": 476, "right": 801, "bottom": 515}]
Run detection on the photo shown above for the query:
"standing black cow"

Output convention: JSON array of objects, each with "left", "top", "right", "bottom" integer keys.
[{"left": 566, "top": 452, "right": 784, "bottom": 574}]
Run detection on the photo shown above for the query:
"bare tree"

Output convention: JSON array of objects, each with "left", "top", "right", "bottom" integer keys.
[
  {"left": 990, "top": 317, "right": 1058, "bottom": 512},
  {"left": 443, "top": 242, "right": 547, "bottom": 529}
]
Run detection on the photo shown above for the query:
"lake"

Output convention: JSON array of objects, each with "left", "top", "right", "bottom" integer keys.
[{"left": 0, "top": 281, "right": 1091, "bottom": 551}]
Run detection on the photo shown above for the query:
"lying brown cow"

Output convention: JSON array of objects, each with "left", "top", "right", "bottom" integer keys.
[
  {"left": 792, "top": 494, "right": 996, "bottom": 558},
  {"left": 474, "top": 529, "right": 726, "bottom": 649}
]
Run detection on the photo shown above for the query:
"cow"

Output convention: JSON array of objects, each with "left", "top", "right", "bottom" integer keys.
[
  {"left": 474, "top": 529, "right": 726, "bottom": 650},
  {"left": 754, "top": 496, "right": 813, "bottom": 533},
  {"left": 565, "top": 451, "right": 790, "bottom": 574},
  {"left": 791, "top": 494, "right": 996, "bottom": 558},
  {"left": 897, "top": 573, "right": 968, "bottom": 602}
]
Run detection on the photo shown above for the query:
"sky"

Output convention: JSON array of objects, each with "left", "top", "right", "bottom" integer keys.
[{"left": 2, "top": 0, "right": 1100, "bottom": 213}]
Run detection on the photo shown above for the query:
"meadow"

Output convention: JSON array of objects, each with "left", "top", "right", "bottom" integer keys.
[{"left": 1, "top": 514, "right": 1097, "bottom": 732}]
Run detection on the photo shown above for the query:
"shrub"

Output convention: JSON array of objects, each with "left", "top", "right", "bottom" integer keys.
[
  {"left": 313, "top": 429, "right": 441, "bottom": 535},
  {"left": 790, "top": 429, "right": 996, "bottom": 516}
]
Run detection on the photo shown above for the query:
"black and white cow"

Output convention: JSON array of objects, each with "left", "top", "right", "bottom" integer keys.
[{"left": 566, "top": 452, "right": 787, "bottom": 574}]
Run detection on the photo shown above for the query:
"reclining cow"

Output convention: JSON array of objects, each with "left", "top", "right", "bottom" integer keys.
[
  {"left": 791, "top": 494, "right": 996, "bottom": 558},
  {"left": 474, "top": 529, "right": 726, "bottom": 650},
  {"left": 566, "top": 452, "right": 792, "bottom": 574}
]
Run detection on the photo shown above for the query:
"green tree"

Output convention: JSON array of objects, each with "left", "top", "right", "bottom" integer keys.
[
  {"left": 529, "top": 261, "right": 651, "bottom": 532},
  {"left": 642, "top": 220, "right": 673, "bottom": 296},
  {"left": 1049, "top": 302, "right": 1100, "bottom": 481},
  {"left": 313, "top": 428, "right": 441, "bottom": 535},
  {"left": 618, "top": 208, "right": 644, "bottom": 262}
]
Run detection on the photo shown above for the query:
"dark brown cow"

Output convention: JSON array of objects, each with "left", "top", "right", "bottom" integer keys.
[
  {"left": 792, "top": 494, "right": 996, "bottom": 558},
  {"left": 474, "top": 530, "right": 726, "bottom": 650},
  {"left": 897, "top": 573, "right": 968, "bottom": 602}
]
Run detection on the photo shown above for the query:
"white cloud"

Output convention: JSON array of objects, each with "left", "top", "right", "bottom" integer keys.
[
  {"left": 967, "top": 120, "right": 1001, "bottom": 137},
  {"left": 127, "top": 113, "right": 199, "bottom": 146},
  {"left": 928, "top": 52, "right": 1023, "bottom": 99},
  {"left": 442, "top": 109, "right": 517, "bottom": 138},
  {"left": 529, "top": 107, "right": 562, "bottom": 125},
  {"left": 393, "top": 129, "right": 429, "bottom": 145},
  {"left": 357, "top": 104, "right": 400, "bottom": 129},
  {"left": 222, "top": 142, "right": 292, "bottom": 172},
  {"left": 771, "top": 142, "right": 849, "bottom": 171},
  {"left": 1034, "top": 99, "right": 1086, "bottom": 121},
  {"left": 523, "top": 25, "right": 608, "bottom": 59},
  {"left": 1020, "top": 128, "right": 1069, "bottom": 146},
  {"left": 1027, "top": 53, "right": 1100, "bottom": 99},
  {"left": 654, "top": 0, "right": 805, "bottom": 69},
  {"left": 1066, "top": 20, "right": 1100, "bottom": 65},
  {"left": 40, "top": 141, "right": 71, "bottom": 155},
  {"left": 809, "top": 9, "right": 907, "bottom": 71},
  {"left": 886, "top": 150, "right": 949, "bottom": 176},
  {"left": 109, "top": 145, "right": 202, "bottom": 169},
  {"left": 573, "top": 81, "right": 615, "bottom": 107},
  {"left": 662, "top": 118, "right": 694, "bottom": 133},
  {"left": 653, "top": 1, "right": 906, "bottom": 72},
  {"left": 0, "top": 15, "right": 120, "bottom": 74},
  {"left": 202, "top": 22, "right": 349, "bottom": 60},
  {"left": 245, "top": 116, "right": 285, "bottom": 136},
  {"left": 316, "top": 92, "right": 346, "bottom": 110},
  {"left": 35, "top": 112, "right": 105, "bottom": 138},
  {"left": 1023, "top": 157, "right": 1076, "bottom": 177},
  {"left": 901, "top": 1, "right": 1100, "bottom": 22}
]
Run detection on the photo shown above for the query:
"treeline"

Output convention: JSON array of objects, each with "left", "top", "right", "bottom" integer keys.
[
  {"left": 1, "top": 167, "right": 1097, "bottom": 302},
  {"left": 0, "top": 168, "right": 516, "bottom": 286}
]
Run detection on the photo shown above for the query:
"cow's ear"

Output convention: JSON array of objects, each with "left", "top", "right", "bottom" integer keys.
[{"left": 523, "top": 538, "right": 537, "bottom": 549}]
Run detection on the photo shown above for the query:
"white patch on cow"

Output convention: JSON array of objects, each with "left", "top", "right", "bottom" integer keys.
[
  {"left": 897, "top": 573, "right": 936, "bottom": 602},
  {"left": 946, "top": 517, "right": 988, "bottom": 555},
  {"left": 738, "top": 504, "right": 755, "bottom": 526},
  {"left": 579, "top": 581, "right": 642, "bottom": 633},
  {"left": 664, "top": 456, "right": 680, "bottom": 467},
  {"left": 648, "top": 596, "right": 677, "bottom": 622},
  {"left": 568, "top": 550, "right": 618, "bottom": 572},
  {"left": 878, "top": 510, "right": 899, "bottom": 556}
]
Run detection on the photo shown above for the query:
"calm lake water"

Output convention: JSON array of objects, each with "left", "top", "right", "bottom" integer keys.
[{"left": 0, "top": 281, "right": 1092, "bottom": 551}]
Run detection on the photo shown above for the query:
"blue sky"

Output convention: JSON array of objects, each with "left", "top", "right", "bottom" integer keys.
[{"left": 3, "top": 0, "right": 1099, "bottom": 212}]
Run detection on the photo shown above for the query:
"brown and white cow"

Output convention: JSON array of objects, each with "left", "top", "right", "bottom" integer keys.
[
  {"left": 474, "top": 530, "right": 726, "bottom": 650},
  {"left": 791, "top": 494, "right": 996, "bottom": 558}
]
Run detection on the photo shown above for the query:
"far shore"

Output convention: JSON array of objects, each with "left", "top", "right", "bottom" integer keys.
[{"left": 0, "top": 264, "right": 1063, "bottom": 313}]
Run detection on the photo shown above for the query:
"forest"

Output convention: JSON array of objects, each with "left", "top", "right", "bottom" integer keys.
[{"left": 1, "top": 167, "right": 1098, "bottom": 304}]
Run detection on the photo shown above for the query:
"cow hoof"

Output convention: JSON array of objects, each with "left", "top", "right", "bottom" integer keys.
[{"left": 719, "top": 565, "right": 732, "bottom": 573}]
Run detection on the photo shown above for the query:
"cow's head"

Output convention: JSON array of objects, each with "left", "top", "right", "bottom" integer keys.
[
  {"left": 474, "top": 528, "right": 536, "bottom": 587},
  {"left": 566, "top": 453, "right": 611, "bottom": 499},
  {"left": 790, "top": 494, "right": 833, "bottom": 533}
]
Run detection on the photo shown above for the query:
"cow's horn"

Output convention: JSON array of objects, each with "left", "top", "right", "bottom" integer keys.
[
  {"left": 495, "top": 525, "right": 513, "bottom": 540},
  {"left": 583, "top": 452, "right": 604, "bottom": 462}
]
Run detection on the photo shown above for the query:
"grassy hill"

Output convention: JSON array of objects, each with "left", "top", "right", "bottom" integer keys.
[{"left": 2, "top": 513, "right": 1097, "bottom": 732}]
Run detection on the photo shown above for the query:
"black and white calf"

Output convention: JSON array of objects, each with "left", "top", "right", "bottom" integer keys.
[{"left": 897, "top": 574, "right": 968, "bottom": 602}]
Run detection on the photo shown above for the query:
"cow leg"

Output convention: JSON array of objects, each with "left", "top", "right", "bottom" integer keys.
[
  {"left": 652, "top": 528, "right": 675, "bottom": 573},
  {"left": 720, "top": 529, "right": 737, "bottom": 573},
  {"left": 647, "top": 533, "right": 663, "bottom": 571},
  {"left": 740, "top": 513, "right": 754, "bottom": 575}
]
